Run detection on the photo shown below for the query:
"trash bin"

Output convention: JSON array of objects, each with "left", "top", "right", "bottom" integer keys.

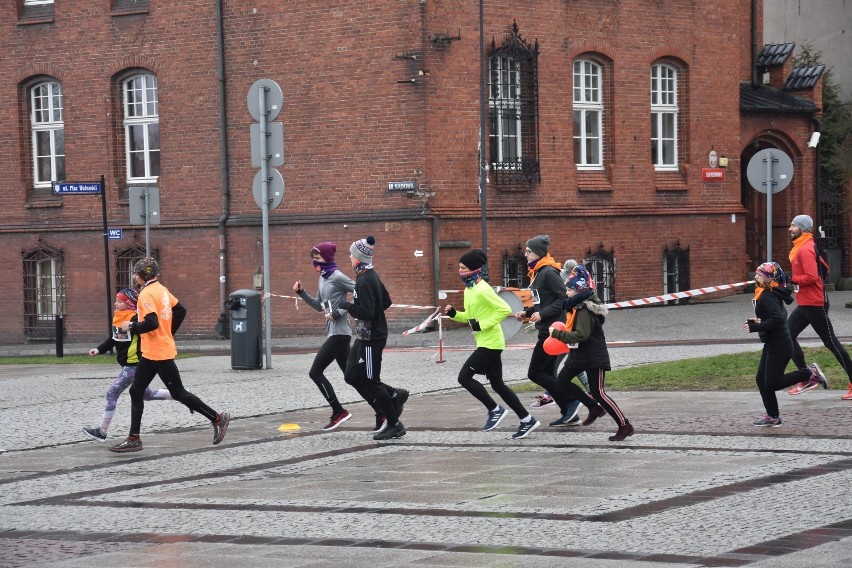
[{"left": 225, "top": 289, "right": 262, "bottom": 370}]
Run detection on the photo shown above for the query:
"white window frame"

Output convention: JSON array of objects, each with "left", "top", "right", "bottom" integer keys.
[
  {"left": 573, "top": 59, "right": 603, "bottom": 169},
  {"left": 123, "top": 73, "right": 160, "bottom": 182},
  {"left": 651, "top": 63, "right": 679, "bottom": 170},
  {"left": 30, "top": 81, "right": 65, "bottom": 188},
  {"left": 35, "top": 257, "right": 63, "bottom": 320},
  {"left": 488, "top": 55, "right": 523, "bottom": 168}
]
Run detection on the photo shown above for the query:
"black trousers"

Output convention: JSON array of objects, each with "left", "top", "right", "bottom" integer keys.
[
  {"left": 129, "top": 357, "right": 217, "bottom": 436},
  {"left": 788, "top": 304, "right": 852, "bottom": 383},
  {"left": 756, "top": 339, "right": 812, "bottom": 418},
  {"left": 344, "top": 339, "right": 398, "bottom": 423},
  {"left": 458, "top": 347, "right": 528, "bottom": 419},
  {"left": 309, "top": 334, "right": 350, "bottom": 413}
]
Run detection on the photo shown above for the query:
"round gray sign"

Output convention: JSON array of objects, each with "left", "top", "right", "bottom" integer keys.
[
  {"left": 252, "top": 169, "right": 285, "bottom": 210},
  {"left": 247, "top": 79, "right": 283, "bottom": 122},
  {"left": 747, "top": 148, "right": 794, "bottom": 194}
]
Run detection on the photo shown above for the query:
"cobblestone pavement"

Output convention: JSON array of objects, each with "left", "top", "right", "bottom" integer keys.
[{"left": 1, "top": 292, "right": 850, "bottom": 567}]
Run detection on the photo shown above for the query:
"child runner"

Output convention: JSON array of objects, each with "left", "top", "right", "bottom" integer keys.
[
  {"left": 82, "top": 288, "right": 172, "bottom": 442},
  {"left": 549, "top": 266, "right": 634, "bottom": 441},
  {"left": 338, "top": 236, "right": 409, "bottom": 440},
  {"left": 745, "top": 261, "right": 827, "bottom": 427},
  {"left": 294, "top": 241, "right": 355, "bottom": 431},
  {"left": 445, "top": 249, "right": 540, "bottom": 439}
]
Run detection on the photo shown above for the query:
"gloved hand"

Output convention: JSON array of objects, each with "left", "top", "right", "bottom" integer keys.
[
  {"left": 549, "top": 328, "right": 570, "bottom": 344},
  {"left": 444, "top": 305, "right": 457, "bottom": 318}
]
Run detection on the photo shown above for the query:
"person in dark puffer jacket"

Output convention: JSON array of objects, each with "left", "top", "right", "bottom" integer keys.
[{"left": 549, "top": 266, "right": 633, "bottom": 441}]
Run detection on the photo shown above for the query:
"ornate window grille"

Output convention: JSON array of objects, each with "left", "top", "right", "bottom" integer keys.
[
  {"left": 488, "top": 22, "right": 540, "bottom": 191},
  {"left": 501, "top": 244, "right": 530, "bottom": 288},
  {"left": 22, "top": 243, "right": 65, "bottom": 340},
  {"left": 651, "top": 63, "right": 679, "bottom": 169},
  {"left": 123, "top": 73, "right": 160, "bottom": 181},
  {"left": 30, "top": 80, "right": 65, "bottom": 188},
  {"left": 663, "top": 241, "right": 690, "bottom": 305},
  {"left": 584, "top": 243, "right": 615, "bottom": 302},
  {"left": 115, "top": 243, "right": 156, "bottom": 292}
]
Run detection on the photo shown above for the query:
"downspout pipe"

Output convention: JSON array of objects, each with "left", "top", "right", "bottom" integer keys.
[
  {"left": 811, "top": 116, "right": 822, "bottom": 229},
  {"left": 751, "top": 0, "right": 759, "bottom": 86},
  {"left": 215, "top": 0, "right": 231, "bottom": 339}
]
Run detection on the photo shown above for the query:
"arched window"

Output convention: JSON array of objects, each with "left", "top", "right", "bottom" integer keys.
[
  {"left": 573, "top": 59, "right": 603, "bottom": 168},
  {"left": 123, "top": 73, "right": 160, "bottom": 181},
  {"left": 584, "top": 243, "right": 615, "bottom": 302},
  {"left": 30, "top": 80, "right": 65, "bottom": 188},
  {"left": 22, "top": 243, "right": 65, "bottom": 340},
  {"left": 651, "top": 63, "right": 679, "bottom": 169}
]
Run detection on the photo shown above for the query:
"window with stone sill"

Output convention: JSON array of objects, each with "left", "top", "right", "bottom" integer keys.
[
  {"left": 22, "top": 242, "right": 65, "bottom": 341},
  {"left": 29, "top": 80, "right": 66, "bottom": 190}
]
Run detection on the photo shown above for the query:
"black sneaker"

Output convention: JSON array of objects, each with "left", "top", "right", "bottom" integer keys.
[
  {"left": 483, "top": 406, "right": 507, "bottom": 431},
  {"left": 108, "top": 437, "right": 143, "bottom": 453},
  {"left": 213, "top": 412, "right": 230, "bottom": 445},
  {"left": 83, "top": 426, "right": 107, "bottom": 442},
  {"left": 548, "top": 400, "right": 581, "bottom": 426},
  {"left": 512, "top": 418, "right": 540, "bottom": 439},
  {"left": 373, "top": 421, "right": 406, "bottom": 440},
  {"left": 393, "top": 389, "right": 409, "bottom": 418}
]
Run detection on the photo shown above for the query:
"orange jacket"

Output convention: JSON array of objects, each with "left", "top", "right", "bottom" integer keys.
[{"left": 788, "top": 233, "right": 824, "bottom": 307}]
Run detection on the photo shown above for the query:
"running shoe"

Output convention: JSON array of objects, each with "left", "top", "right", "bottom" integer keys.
[
  {"left": 108, "top": 437, "right": 143, "bottom": 453},
  {"left": 563, "top": 416, "right": 581, "bottom": 427},
  {"left": 787, "top": 381, "right": 808, "bottom": 395},
  {"left": 530, "top": 394, "right": 555, "bottom": 408},
  {"left": 373, "top": 421, "right": 406, "bottom": 440},
  {"left": 511, "top": 418, "right": 540, "bottom": 439},
  {"left": 752, "top": 415, "right": 782, "bottom": 427},
  {"left": 548, "top": 400, "right": 581, "bottom": 426},
  {"left": 483, "top": 406, "right": 507, "bottom": 431},
  {"left": 213, "top": 412, "right": 230, "bottom": 445},
  {"left": 323, "top": 410, "right": 352, "bottom": 431},
  {"left": 371, "top": 415, "right": 388, "bottom": 434},
  {"left": 82, "top": 426, "right": 107, "bottom": 442},
  {"left": 842, "top": 384, "right": 852, "bottom": 400},
  {"left": 810, "top": 362, "right": 829, "bottom": 389},
  {"left": 393, "top": 389, "right": 409, "bottom": 417}
]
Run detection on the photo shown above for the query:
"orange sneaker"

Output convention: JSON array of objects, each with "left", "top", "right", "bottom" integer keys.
[
  {"left": 842, "top": 384, "right": 852, "bottom": 401},
  {"left": 787, "top": 382, "right": 808, "bottom": 395}
]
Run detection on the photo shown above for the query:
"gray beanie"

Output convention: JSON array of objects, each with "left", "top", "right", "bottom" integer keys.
[
  {"left": 350, "top": 235, "right": 376, "bottom": 264},
  {"left": 526, "top": 235, "right": 551, "bottom": 257},
  {"left": 791, "top": 215, "right": 813, "bottom": 233},
  {"left": 560, "top": 258, "right": 578, "bottom": 281}
]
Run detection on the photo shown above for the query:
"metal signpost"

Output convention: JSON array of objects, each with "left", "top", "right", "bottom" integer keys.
[
  {"left": 746, "top": 149, "right": 794, "bottom": 261},
  {"left": 247, "top": 78, "right": 285, "bottom": 369},
  {"left": 53, "top": 175, "right": 112, "bottom": 342},
  {"left": 129, "top": 186, "right": 161, "bottom": 256}
]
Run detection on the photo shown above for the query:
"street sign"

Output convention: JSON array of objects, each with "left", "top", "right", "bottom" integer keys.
[
  {"left": 108, "top": 228, "right": 122, "bottom": 240},
  {"left": 128, "top": 186, "right": 161, "bottom": 225},
  {"left": 52, "top": 181, "right": 102, "bottom": 195},
  {"left": 747, "top": 149, "right": 794, "bottom": 194},
  {"left": 252, "top": 169, "right": 285, "bottom": 210},
  {"left": 247, "top": 79, "right": 284, "bottom": 122},
  {"left": 250, "top": 122, "right": 285, "bottom": 168}
]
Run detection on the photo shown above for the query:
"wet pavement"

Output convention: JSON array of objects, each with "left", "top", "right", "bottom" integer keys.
[{"left": 1, "top": 292, "right": 851, "bottom": 567}]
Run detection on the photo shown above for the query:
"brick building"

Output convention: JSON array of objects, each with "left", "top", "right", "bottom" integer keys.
[{"left": 0, "top": 0, "right": 825, "bottom": 344}]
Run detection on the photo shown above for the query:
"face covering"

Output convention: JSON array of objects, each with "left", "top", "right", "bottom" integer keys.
[{"left": 459, "top": 268, "right": 481, "bottom": 288}]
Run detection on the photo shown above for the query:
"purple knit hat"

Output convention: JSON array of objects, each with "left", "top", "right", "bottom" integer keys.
[{"left": 311, "top": 242, "right": 337, "bottom": 263}]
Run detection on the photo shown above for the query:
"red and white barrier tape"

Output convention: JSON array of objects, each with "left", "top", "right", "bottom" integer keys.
[
  {"left": 402, "top": 308, "right": 442, "bottom": 336},
  {"left": 603, "top": 281, "right": 750, "bottom": 309}
]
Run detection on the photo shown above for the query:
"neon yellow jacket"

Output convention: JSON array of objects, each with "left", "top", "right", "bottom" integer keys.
[{"left": 450, "top": 279, "right": 511, "bottom": 350}]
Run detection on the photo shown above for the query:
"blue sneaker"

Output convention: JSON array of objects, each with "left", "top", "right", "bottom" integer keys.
[
  {"left": 548, "top": 400, "right": 581, "bottom": 427},
  {"left": 512, "top": 418, "right": 540, "bottom": 439},
  {"left": 483, "top": 406, "right": 507, "bottom": 431}
]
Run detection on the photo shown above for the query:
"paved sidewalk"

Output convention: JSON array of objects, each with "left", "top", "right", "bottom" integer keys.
[{"left": 0, "top": 291, "right": 850, "bottom": 567}]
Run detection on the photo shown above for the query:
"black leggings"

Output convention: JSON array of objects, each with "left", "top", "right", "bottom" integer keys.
[
  {"left": 788, "top": 305, "right": 852, "bottom": 383},
  {"left": 309, "top": 334, "right": 350, "bottom": 413},
  {"left": 558, "top": 363, "right": 628, "bottom": 427},
  {"left": 527, "top": 333, "right": 569, "bottom": 413},
  {"left": 129, "top": 357, "right": 218, "bottom": 436},
  {"left": 344, "top": 339, "right": 398, "bottom": 423},
  {"left": 458, "top": 347, "right": 529, "bottom": 419},
  {"left": 756, "top": 339, "right": 812, "bottom": 417}
]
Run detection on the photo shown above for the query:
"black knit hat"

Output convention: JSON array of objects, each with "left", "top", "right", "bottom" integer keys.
[{"left": 459, "top": 249, "right": 488, "bottom": 270}]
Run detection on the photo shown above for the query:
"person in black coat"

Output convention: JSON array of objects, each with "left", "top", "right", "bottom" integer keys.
[{"left": 745, "top": 262, "right": 827, "bottom": 427}]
